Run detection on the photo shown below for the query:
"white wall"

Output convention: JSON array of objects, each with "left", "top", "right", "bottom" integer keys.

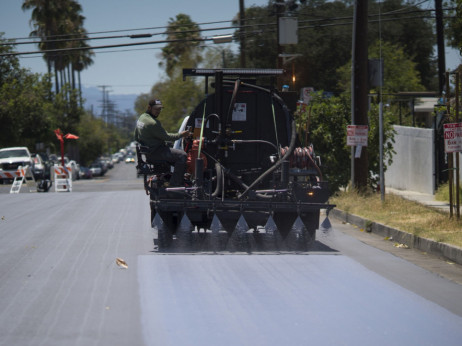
[{"left": 385, "top": 125, "right": 435, "bottom": 194}]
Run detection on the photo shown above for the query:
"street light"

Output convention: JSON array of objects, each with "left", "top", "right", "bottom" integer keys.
[{"left": 212, "top": 35, "right": 233, "bottom": 44}]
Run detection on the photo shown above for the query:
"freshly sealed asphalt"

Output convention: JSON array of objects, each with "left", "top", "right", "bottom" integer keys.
[{"left": 0, "top": 164, "right": 461, "bottom": 345}]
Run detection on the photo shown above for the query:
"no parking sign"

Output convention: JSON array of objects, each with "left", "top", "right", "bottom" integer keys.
[
  {"left": 444, "top": 123, "right": 462, "bottom": 153},
  {"left": 347, "top": 125, "right": 368, "bottom": 147}
]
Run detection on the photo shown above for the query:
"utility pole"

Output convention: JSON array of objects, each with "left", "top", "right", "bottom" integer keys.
[
  {"left": 435, "top": 0, "right": 446, "bottom": 95},
  {"left": 239, "top": 0, "right": 246, "bottom": 67},
  {"left": 352, "top": 0, "right": 369, "bottom": 190},
  {"left": 275, "top": 1, "right": 285, "bottom": 90},
  {"left": 98, "top": 85, "right": 111, "bottom": 125}
]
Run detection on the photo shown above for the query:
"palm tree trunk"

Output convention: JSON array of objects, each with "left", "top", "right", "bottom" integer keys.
[
  {"left": 78, "top": 70, "right": 83, "bottom": 107},
  {"left": 71, "top": 64, "right": 76, "bottom": 90},
  {"left": 54, "top": 63, "right": 59, "bottom": 94}
]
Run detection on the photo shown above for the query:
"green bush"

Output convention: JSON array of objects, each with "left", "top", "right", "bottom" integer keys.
[{"left": 296, "top": 92, "right": 395, "bottom": 194}]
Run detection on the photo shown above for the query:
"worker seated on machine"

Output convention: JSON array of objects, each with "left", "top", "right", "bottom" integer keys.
[{"left": 134, "top": 99, "right": 190, "bottom": 186}]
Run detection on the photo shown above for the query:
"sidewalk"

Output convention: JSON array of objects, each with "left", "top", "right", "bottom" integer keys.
[
  {"left": 386, "top": 187, "right": 461, "bottom": 215},
  {"left": 330, "top": 187, "right": 462, "bottom": 266}
]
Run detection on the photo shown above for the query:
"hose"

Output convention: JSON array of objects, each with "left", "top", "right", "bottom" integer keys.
[
  {"left": 201, "top": 150, "right": 273, "bottom": 200},
  {"left": 197, "top": 98, "right": 207, "bottom": 158},
  {"left": 205, "top": 113, "right": 221, "bottom": 127},
  {"left": 211, "top": 162, "right": 222, "bottom": 197},
  {"left": 232, "top": 139, "right": 279, "bottom": 152},
  {"left": 225, "top": 79, "right": 241, "bottom": 125}
]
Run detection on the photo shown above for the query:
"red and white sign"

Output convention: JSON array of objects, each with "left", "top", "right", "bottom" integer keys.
[
  {"left": 347, "top": 125, "right": 368, "bottom": 147},
  {"left": 301, "top": 87, "right": 314, "bottom": 105},
  {"left": 444, "top": 123, "right": 462, "bottom": 153}
]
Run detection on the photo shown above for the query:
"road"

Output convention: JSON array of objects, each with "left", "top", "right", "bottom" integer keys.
[{"left": 1, "top": 162, "right": 462, "bottom": 345}]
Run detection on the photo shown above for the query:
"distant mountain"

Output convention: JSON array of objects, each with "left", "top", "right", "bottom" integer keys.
[{"left": 82, "top": 86, "right": 139, "bottom": 115}]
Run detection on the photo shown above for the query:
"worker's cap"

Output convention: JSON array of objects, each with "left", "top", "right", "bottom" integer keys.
[{"left": 149, "top": 99, "right": 163, "bottom": 108}]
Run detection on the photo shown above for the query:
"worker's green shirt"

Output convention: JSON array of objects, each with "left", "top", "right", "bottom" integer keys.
[{"left": 134, "top": 113, "right": 181, "bottom": 150}]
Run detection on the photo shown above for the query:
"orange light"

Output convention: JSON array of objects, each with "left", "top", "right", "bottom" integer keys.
[
  {"left": 307, "top": 191, "right": 314, "bottom": 196},
  {"left": 292, "top": 75, "right": 296, "bottom": 83}
]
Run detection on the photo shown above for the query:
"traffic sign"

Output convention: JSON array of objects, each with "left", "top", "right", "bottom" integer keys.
[
  {"left": 444, "top": 123, "right": 462, "bottom": 153},
  {"left": 347, "top": 125, "right": 368, "bottom": 147}
]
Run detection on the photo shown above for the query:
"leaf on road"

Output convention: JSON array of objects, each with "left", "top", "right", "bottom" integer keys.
[
  {"left": 116, "top": 257, "right": 128, "bottom": 269},
  {"left": 394, "top": 243, "right": 409, "bottom": 249}
]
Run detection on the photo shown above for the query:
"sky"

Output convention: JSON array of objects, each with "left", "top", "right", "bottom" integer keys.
[
  {"left": 1, "top": 0, "right": 461, "bottom": 99},
  {"left": 0, "top": 0, "right": 270, "bottom": 97}
]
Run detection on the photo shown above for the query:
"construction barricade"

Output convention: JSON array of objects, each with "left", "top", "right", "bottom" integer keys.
[
  {"left": 9, "top": 165, "right": 37, "bottom": 194},
  {"left": 53, "top": 165, "right": 72, "bottom": 192}
]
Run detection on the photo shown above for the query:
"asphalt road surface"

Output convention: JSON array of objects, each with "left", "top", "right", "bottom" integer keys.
[{"left": 1, "top": 162, "right": 462, "bottom": 345}]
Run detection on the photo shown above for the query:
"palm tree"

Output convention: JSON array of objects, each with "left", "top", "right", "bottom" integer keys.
[
  {"left": 161, "top": 14, "right": 203, "bottom": 78},
  {"left": 22, "top": 0, "right": 60, "bottom": 89},
  {"left": 72, "top": 38, "right": 94, "bottom": 106},
  {"left": 22, "top": 0, "right": 93, "bottom": 95}
]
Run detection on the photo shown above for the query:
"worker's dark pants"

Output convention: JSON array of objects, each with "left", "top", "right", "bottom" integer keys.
[{"left": 145, "top": 145, "right": 187, "bottom": 186}]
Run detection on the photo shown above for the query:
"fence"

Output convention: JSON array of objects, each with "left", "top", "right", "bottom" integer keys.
[{"left": 385, "top": 125, "right": 435, "bottom": 194}]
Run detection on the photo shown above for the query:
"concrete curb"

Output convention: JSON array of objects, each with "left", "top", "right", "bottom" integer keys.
[{"left": 330, "top": 208, "right": 462, "bottom": 266}]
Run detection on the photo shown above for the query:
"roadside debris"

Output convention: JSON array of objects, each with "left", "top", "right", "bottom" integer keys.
[
  {"left": 116, "top": 257, "right": 128, "bottom": 269},
  {"left": 394, "top": 243, "right": 409, "bottom": 249}
]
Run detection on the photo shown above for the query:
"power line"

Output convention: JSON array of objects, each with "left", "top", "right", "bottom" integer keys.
[
  {"left": 0, "top": 37, "right": 211, "bottom": 57},
  {"left": 3, "top": 18, "right": 239, "bottom": 42},
  {"left": 2, "top": 6, "right": 453, "bottom": 47},
  {"left": 1, "top": 7, "right": 453, "bottom": 58}
]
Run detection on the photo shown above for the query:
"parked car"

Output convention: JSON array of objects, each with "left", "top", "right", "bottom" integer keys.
[
  {"left": 97, "top": 159, "right": 108, "bottom": 175},
  {"left": 78, "top": 166, "right": 93, "bottom": 179},
  {"left": 100, "top": 156, "right": 113, "bottom": 169},
  {"left": 68, "top": 159, "right": 80, "bottom": 180},
  {"left": 119, "top": 148, "right": 127, "bottom": 158},
  {"left": 112, "top": 153, "right": 122, "bottom": 164},
  {"left": 0, "top": 147, "right": 33, "bottom": 183},
  {"left": 89, "top": 162, "right": 103, "bottom": 177}
]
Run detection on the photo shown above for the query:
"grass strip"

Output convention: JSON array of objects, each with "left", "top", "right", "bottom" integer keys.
[{"left": 330, "top": 190, "right": 462, "bottom": 248}]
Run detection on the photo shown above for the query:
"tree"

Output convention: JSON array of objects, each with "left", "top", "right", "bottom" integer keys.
[
  {"left": 22, "top": 0, "right": 93, "bottom": 94},
  {"left": 0, "top": 35, "right": 56, "bottom": 149},
  {"left": 0, "top": 70, "right": 56, "bottom": 149},
  {"left": 296, "top": 92, "right": 395, "bottom": 193},
  {"left": 234, "top": 4, "right": 277, "bottom": 69},
  {"left": 446, "top": 0, "right": 462, "bottom": 57},
  {"left": 160, "top": 14, "right": 203, "bottom": 78},
  {"left": 240, "top": 0, "right": 438, "bottom": 93},
  {"left": 202, "top": 46, "right": 238, "bottom": 68},
  {"left": 76, "top": 112, "right": 108, "bottom": 165},
  {"left": 22, "top": 0, "right": 60, "bottom": 82},
  {"left": 132, "top": 14, "right": 206, "bottom": 133},
  {"left": 368, "top": 0, "right": 437, "bottom": 91},
  {"left": 336, "top": 40, "right": 425, "bottom": 93}
]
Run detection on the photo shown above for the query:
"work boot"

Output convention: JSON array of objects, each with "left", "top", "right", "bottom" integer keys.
[{"left": 169, "top": 162, "right": 187, "bottom": 186}]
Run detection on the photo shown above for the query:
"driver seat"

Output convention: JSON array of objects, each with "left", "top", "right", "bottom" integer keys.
[{"left": 135, "top": 144, "right": 172, "bottom": 176}]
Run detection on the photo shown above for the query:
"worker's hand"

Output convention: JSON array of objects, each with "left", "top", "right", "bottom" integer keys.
[{"left": 180, "top": 130, "right": 191, "bottom": 138}]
